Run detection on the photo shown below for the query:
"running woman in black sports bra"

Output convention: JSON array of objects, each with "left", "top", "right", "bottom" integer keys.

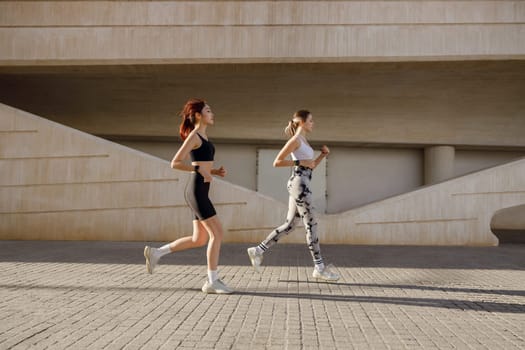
[{"left": 144, "top": 98, "right": 233, "bottom": 294}]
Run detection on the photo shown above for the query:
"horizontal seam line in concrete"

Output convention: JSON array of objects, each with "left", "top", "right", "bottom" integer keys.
[
  {"left": 0, "top": 129, "right": 38, "bottom": 133},
  {"left": 2, "top": 55, "right": 525, "bottom": 65},
  {"left": 0, "top": 154, "right": 109, "bottom": 160},
  {"left": 356, "top": 218, "right": 478, "bottom": 225},
  {"left": 1, "top": 22, "right": 525, "bottom": 28},
  {"left": 0, "top": 201, "right": 247, "bottom": 214},
  {"left": 452, "top": 191, "right": 525, "bottom": 196},
  {"left": 0, "top": 178, "right": 180, "bottom": 187}
]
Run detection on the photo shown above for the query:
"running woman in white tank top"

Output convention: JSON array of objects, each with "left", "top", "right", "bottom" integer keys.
[
  {"left": 247, "top": 110, "right": 340, "bottom": 281},
  {"left": 291, "top": 134, "right": 314, "bottom": 161}
]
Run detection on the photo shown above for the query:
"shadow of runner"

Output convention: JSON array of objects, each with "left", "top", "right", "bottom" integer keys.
[
  {"left": 277, "top": 280, "right": 525, "bottom": 297},
  {"left": 231, "top": 290, "right": 525, "bottom": 314},
  {"left": 2, "top": 282, "right": 523, "bottom": 314}
]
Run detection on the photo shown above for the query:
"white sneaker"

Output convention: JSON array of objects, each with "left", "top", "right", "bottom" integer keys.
[
  {"left": 202, "top": 279, "right": 234, "bottom": 294},
  {"left": 312, "top": 264, "right": 340, "bottom": 281},
  {"left": 144, "top": 246, "right": 160, "bottom": 274},
  {"left": 247, "top": 247, "right": 263, "bottom": 273}
]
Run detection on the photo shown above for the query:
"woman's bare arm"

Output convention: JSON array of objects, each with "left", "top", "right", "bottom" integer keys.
[{"left": 171, "top": 133, "right": 199, "bottom": 171}]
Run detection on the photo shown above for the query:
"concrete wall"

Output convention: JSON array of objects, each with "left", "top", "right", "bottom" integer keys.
[
  {"left": 326, "top": 147, "right": 423, "bottom": 213},
  {"left": 492, "top": 204, "right": 525, "bottom": 231},
  {"left": 0, "top": 103, "right": 289, "bottom": 242},
  {"left": 1, "top": 1, "right": 524, "bottom": 243},
  {"left": 491, "top": 204, "right": 525, "bottom": 243},
  {"left": 2, "top": 103, "right": 524, "bottom": 245},
  {"left": 1, "top": 62, "right": 524, "bottom": 148},
  {"left": 118, "top": 140, "right": 525, "bottom": 217},
  {"left": 455, "top": 150, "right": 525, "bottom": 177},
  {"left": 119, "top": 140, "right": 259, "bottom": 192},
  {"left": 1, "top": 1, "right": 524, "bottom": 65},
  {"left": 120, "top": 140, "right": 425, "bottom": 213},
  {"left": 324, "top": 157, "right": 525, "bottom": 246}
]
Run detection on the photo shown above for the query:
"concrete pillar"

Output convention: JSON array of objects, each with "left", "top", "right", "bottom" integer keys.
[{"left": 424, "top": 145, "right": 455, "bottom": 185}]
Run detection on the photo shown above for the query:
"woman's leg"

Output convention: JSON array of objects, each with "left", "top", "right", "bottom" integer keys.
[
  {"left": 144, "top": 220, "right": 208, "bottom": 274},
  {"left": 200, "top": 215, "right": 224, "bottom": 271},
  {"left": 258, "top": 195, "right": 300, "bottom": 252},
  {"left": 247, "top": 186, "right": 300, "bottom": 272},
  {"left": 165, "top": 220, "right": 209, "bottom": 252},
  {"left": 200, "top": 215, "right": 233, "bottom": 294},
  {"left": 290, "top": 171, "right": 339, "bottom": 281},
  {"left": 289, "top": 172, "right": 324, "bottom": 269}
]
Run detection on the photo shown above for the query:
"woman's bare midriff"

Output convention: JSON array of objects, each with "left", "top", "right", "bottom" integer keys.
[{"left": 192, "top": 161, "right": 213, "bottom": 173}]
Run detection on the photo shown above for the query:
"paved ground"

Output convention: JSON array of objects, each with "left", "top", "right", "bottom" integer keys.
[{"left": 0, "top": 241, "right": 524, "bottom": 350}]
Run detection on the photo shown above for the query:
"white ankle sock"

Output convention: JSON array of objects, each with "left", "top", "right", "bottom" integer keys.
[
  {"left": 208, "top": 270, "right": 218, "bottom": 283},
  {"left": 315, "top": 263, "right": 325, "bottom": 272},
  {"left": 255, "top": 246, "right": 264, "bottom": 255},
  {"left": 157, "top": 244, "right": 172, "bottom": 258}
]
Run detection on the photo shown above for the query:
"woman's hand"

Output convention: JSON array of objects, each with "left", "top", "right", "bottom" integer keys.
[
  {"left": 310, "top": 145, "right": 330, "bottom": 169},
  {"left": 212, "top": 166, "right": 227, "bottom": 178}
]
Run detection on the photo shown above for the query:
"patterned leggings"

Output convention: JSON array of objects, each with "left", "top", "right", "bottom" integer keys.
[{"left": 259, "top": 166, "right": 323, "bottom": 267}]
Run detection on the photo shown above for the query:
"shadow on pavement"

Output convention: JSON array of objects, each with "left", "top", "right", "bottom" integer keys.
[
  {"left": 232, "top": 290, "right": 525, "bottom": 314},
  {"left": 1, "top": 282, "right": 522, "bottom": 314},
  {"left": 276, "top": 280, "right": 525, "bottom": 297}
]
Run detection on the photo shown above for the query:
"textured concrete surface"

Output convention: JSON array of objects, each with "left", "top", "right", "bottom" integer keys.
[{"left": 0, "top": 241, "right": 524, "bottom": 349}]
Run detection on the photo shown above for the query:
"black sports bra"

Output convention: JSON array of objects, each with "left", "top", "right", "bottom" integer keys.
[{"left": 190, "top": 133, "right": 215, "bottom": 161}]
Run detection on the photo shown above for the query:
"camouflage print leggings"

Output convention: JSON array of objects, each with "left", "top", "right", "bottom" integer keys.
[{"left": 259, "top": 166, "right": 324, "bottom": 267}]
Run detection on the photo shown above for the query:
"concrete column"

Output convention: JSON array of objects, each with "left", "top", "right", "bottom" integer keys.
[{"left": 424, "top": 145, "right": 455, "bottom": 184}]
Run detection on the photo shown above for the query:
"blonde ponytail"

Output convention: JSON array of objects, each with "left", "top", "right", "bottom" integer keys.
[
  {"left": 284, "top": 109, "right": 311, "bottom": 138},
  {"left": 284, "top": 119, "right": 300, "bottom": 137}
]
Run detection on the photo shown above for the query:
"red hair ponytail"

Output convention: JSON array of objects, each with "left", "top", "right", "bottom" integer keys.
[{"left": 179, "top": 98, "right": 207, "bottom": 141}]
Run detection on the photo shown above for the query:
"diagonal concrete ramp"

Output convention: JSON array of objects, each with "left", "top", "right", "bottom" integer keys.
[
  {"left": 322, "top": 157, "right": 525, "bottom": 246},
  {"left": 1, "top": 102, "right": 524, "bottom": 245},
  {"left": 0, "top": 103, "right": 287, "bottom": 242}
]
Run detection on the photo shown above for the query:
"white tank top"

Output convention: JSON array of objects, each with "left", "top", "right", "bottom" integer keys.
[{"left": 291, "top": 136, "right": 314, "bottom": 160}]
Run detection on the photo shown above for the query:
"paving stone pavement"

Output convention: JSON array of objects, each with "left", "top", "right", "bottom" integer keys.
[{"left": 0, "top": 241, "right": 524, "bottom": 350}]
